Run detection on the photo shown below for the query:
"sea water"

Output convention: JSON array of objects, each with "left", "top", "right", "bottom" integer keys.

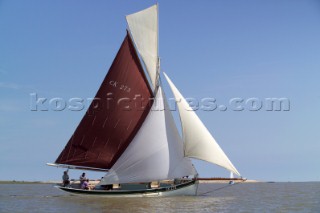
[{"left": 0, "top": 182, "right": 319, "bottom": 213}]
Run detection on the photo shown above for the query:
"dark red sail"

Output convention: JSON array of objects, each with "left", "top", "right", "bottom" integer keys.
[{"left": 55, "top": 33, "right": 153, "bottom": 169}]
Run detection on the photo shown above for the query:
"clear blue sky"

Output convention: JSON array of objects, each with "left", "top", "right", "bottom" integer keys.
[{"left": 1, "top": 0, "right": 319, "bottom": 182}]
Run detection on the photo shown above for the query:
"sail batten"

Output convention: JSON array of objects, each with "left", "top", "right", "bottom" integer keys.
[{"left": 163, "top": 73, "right": 241, "bottom": 176}]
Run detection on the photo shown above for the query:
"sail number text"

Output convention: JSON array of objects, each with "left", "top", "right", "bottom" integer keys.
[{"left": 109, "top": 81, "right": 131, "bottom": 93}]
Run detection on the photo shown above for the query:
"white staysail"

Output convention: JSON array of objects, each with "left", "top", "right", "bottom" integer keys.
[
  {"left": 230, "top": 172, "right": 234, "bottom": 179},
  {"left": 163, "top": 73, "right": 241, "bottom": 176},
  {"left": 126, "top": 4, "right": 159, "bottom": 89},
  {"left": 100, "top": 86, "right": 196, "bottom": 185}
]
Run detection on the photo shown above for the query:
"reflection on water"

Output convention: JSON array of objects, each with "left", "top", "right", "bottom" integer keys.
[{"left": 0, "top": 183, "right": 319, "bottom": 213}]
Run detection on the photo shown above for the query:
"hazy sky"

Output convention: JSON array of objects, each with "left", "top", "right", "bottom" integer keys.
[{"left": 1, "top": 0, "right": 319, "bottom": 182}]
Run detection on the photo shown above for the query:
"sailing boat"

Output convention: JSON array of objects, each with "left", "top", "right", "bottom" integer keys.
[
  {"left": 229, "top": 172, "right": 235, "bottom": 185},
  {"left": 47, "top": 4, "right": 241, "bottom": 197}
]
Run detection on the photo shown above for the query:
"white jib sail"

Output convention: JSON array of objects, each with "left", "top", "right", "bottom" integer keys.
[
  {"left": 126, "top": 4, "right": 158, "bottom": 89},
  {"left": 163, "top": 73, "right": 241, "bottom": 176},
  {"left": 100, "top": 86, "right": 196, "bottom": 185}
]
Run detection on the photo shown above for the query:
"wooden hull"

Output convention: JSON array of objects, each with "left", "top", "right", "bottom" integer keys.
[{"left": 56, "top": 180, "right": 198, "bottom": 197}]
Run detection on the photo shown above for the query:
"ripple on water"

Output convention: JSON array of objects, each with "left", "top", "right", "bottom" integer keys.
[{"left": 0, "top": 182, "right": 319, "bottom": 213}]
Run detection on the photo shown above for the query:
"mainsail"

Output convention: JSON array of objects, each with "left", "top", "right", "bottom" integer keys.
[
  {"left": 163, "top": 73, "right": 241, "bottom": 176},
  {"left": 126, "top": 4, "right": 159, "bottom": 89},
  {"left": 55, "top": 33, "right": 153, "bottom": 169},
  {"left": 100, "top": 87, "right": 196, "bottom": 185}
]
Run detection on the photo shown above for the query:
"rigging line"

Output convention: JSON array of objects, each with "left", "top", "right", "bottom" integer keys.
[
  {"left": 197, "top": 179, "right": 247, "bottom": 196},
  {"left": 153, "top": 57, "right": 161, "bottom": 97}
]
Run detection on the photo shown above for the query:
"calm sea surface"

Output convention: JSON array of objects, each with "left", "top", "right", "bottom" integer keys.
[{"left": 0, "top": 182, "right": 319, "bottom": 213}]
